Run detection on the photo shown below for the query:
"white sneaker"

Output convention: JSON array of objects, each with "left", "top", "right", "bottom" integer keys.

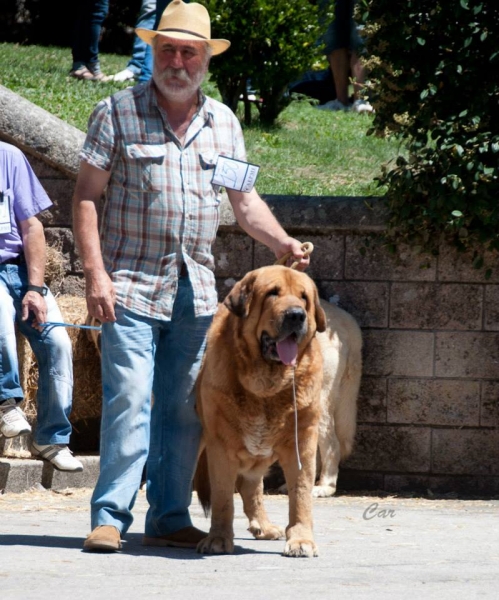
[
  {"left": 352, "top": 98, "right": 374, "bottom": 114},
  {"left": 31, "top": 442, "right": 84, "bottom": 472},
  {"left": 111, "top": 68, "right": 136, "bottom": 82},
  {"left": 238, "top": 93, "right": 259, "bottom": 102},
  {"left": 316, "top": 99, "right": 350, "bottom": 111},
  {"left": 0, "top": 399, "right": 32, "bottom": 438}
]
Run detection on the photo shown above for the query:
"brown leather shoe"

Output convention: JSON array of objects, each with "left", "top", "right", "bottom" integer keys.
[
  {"left": 142, "top": 526, "right": 207, "bottom": 548},
  {"left": 83, "top": 525, "right": 122, "bottom": 552}
]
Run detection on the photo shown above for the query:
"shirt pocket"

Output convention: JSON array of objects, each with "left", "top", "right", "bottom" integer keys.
[
  {"left": 198, "top": 152, "right": 222, "bottom": 199},
  {"left": 125, "top": 143, "right": 166, "bottom": 193}
]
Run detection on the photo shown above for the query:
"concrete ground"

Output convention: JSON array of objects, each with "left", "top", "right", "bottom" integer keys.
[{"left": 0, "top": 482, "right": 498, "bottom": 600}]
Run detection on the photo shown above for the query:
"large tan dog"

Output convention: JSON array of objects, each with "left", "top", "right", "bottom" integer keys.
[{"left": 195, "top": 265, "right": 327, "bottom": 557}]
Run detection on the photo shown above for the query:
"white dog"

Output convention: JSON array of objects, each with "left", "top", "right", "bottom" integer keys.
[
  {"left": 313, "top": 299, "right": 362, "bottom": 497},
  {"left": 278, "top": 298, "right": 362, "bottom": 497}
]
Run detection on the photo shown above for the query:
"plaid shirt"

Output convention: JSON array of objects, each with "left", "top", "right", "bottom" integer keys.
[{"left": 80, "top": 81, "right": 246, "bottom": 320}]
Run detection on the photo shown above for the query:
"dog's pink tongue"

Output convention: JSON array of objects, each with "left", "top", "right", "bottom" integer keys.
[{"left": 276, "top": 336, "right": 298, "bottom": 366}]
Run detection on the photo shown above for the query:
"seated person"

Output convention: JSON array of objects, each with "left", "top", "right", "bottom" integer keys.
[{"left": 0, "top": 141, "right": 82, "bottom": 472}]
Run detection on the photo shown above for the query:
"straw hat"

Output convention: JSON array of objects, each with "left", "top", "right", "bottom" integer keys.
[{"left": 136, "top": 0, "right": 230, "bottom": 56}]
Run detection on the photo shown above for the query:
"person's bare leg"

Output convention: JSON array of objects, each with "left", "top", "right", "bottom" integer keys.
[
  {"left": 328, "top": 48, "right": 350, "bottom": 105},
  {"left": 350, "top": 51, "right": 366, "bottom": 101},
  {"left": 349, "top": 51, "right": 374, "bottom": 112}
]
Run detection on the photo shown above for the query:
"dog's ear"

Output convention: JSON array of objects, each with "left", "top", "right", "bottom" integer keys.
[
  {"left": 224, "top": 275, "right": 255, "bottom": 318},
  {"left": 314, "top": 290, "right": 327, "bottom": 333}
]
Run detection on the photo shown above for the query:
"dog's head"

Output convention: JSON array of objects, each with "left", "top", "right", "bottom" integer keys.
[{"left": 224, "top": 265, "right": 326, "bottom": 366}]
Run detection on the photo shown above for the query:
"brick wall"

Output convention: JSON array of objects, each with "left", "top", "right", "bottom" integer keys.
[{"left": 1, "top": 85, "right": 498, "bottom": 496}]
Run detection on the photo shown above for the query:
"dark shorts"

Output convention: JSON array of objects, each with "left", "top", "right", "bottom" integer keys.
[{"left": 322, "top": 0, "right": 364, "bottom": 55}]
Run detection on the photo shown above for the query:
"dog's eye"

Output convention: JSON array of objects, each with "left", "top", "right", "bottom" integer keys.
[
  {"left": 267, "top": 287, "right": 279, "bottom": 298},
  {"left": 302, "top": 292, "right": 309, "bottom": 305}
]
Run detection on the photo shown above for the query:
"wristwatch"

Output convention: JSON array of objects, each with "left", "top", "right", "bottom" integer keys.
[{"left": 26, "top": 284, "right": 48, "bottom": 296}]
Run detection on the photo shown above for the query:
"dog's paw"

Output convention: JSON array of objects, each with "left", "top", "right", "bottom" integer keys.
[
  {"left": 196, "top": 535, "right": 234, "bottom": 555},
  {"left": 283, "top": 539, "right": 319, "bottom": 558},
  {"left": 276, "top": 482, "right": 288, "bottom": 494},
  {"left": 248, "top": 521, "right": 285, "bottom": 540},
  {"left": 312, "top": 484, "right": 336, "bottom": 498}
]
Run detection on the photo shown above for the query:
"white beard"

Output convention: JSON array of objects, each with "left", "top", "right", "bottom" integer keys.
[{"left": 153, "top": 65, "right": 207, "bottom": 103}]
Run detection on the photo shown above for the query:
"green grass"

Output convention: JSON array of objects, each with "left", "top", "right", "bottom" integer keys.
[{"left": 0, "top": 42, "right": 404, "bottom": 196}]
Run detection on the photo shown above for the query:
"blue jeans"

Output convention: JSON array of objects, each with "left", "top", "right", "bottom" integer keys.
[
  {"left": 90, "top": 275, "right": 213, "bottom": 536},
  {"left": 137, "top": 0, "right": 185, "bottom": 82},
  {"left": 0, "top": 263, "right": 73, "bottom": 444},
  {"left": 127, "top": 0, "right": 156, "bottom": 77},
  {"left": 71, "top": 0, "right": 110, "bottom": 73}
]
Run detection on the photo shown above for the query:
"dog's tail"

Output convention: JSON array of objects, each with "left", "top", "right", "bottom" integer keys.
[{"left": 193, "top": 447, "right": 211, "bottom": 517}]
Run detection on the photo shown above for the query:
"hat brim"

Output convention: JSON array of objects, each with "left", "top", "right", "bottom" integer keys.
[{"left": 136, "top": 28, "right": 230, "bottom": 56}]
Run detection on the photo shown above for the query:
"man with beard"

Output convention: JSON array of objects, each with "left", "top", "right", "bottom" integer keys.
[{"left": 73, "top": 0, "right": 309, "bottom": 553}]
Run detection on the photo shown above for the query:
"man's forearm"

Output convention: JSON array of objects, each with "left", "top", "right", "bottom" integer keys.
[
  {"left": 72, "top": 160, "right": 111, "bottom": 276},
  {"left": 20, "top": 218, "right": 46, "bottom": 286},
  {"left": 73, "top": 199, "right": 106, "bottom": 276},
  {"left": 227, "top": 188, "right": 310, "bottom": 270},
  {"left": 228, "top": 189, "right": 290, "bottom": 253}
]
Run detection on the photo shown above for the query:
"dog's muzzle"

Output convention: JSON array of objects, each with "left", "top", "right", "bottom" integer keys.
[{"left": 260, "top": 307, "right": 308, "bottom": 366}]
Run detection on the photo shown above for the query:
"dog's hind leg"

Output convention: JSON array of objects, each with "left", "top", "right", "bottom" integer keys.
[
  {"left": 313, "top": 419, "right": 341, "bottom": 497},
  {"left": 314, "top": 340, "right": 361, "bottom": 497},
  {"left": 333, "top": 362, "right": 361, "bottom": 462},
  {"left": 237, "top": 474, "right": 285, "bottom": 540}
]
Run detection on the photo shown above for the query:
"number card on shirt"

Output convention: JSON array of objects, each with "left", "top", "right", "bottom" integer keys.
[
  {"left": 0, "top": 191, "right": 12, "bottom": 234},
  {"left": 211, "top": 156, "right": 260, "bottom": 193}
]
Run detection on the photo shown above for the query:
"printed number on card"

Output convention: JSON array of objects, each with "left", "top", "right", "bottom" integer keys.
[{"left": 211, "top": 156, "right": 260, "bottom": 193}]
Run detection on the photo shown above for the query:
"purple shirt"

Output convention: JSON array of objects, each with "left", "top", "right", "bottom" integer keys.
[{"left": 0, "top": 142, "right": 52, "bottom": 263}]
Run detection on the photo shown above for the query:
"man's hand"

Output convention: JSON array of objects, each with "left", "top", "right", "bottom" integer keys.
[
  {"left": 85, "top": 269, "right": 117, "bottom": 323},
  {"left": 274, "top": 237, "right": 311, "bottom": 271},
  {"left": 22, "top": 291, "right": 47, "bottom": 331}
]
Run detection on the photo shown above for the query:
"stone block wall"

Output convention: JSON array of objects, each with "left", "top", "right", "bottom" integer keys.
[
  {"left": 1, "top": 85, "right": 498, "bottom": 496},
  {"left": 213, "top": 214, "right": 499, "bottom": 497}
]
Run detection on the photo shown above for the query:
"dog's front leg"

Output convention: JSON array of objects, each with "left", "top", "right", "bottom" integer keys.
[
  {"left": 197, "top": 442, "right": 238, "bottom": 555},
  {"left": 278, "top": 428, "right": 319, "bottom": 558}
]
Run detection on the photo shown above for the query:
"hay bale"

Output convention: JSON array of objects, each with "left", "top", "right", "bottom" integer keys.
[
  {"left": 17, "top": 295, "right": 102, "bottom": 426},
  {"left": 45, "top": 245, "right": 66, "bottom": 293},
  {"left": 16, "top": 335, "right": 37, "bottom": 422}
]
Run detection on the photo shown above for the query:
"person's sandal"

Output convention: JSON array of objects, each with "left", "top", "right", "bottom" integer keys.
[
  {"left": 70, "top": 66, "right": 109, "bottom": 81},
  {"left": 142, "top": 526, "right": 208, "bottom": 548},
  {"left": 70, "top": 66, "right": 95, "bottom": 80}
]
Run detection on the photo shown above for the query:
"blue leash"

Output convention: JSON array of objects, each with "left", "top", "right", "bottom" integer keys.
[{"left": 39, "top": 321, "right": 102, "bottom": 331}]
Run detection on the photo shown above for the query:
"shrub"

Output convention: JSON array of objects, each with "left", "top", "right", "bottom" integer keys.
[
  {"left": 201, "top": 0, "right": 333, "bottom": 125},
  {"left": 364, "top": 0, "right": 499, "bottom": 268}
]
